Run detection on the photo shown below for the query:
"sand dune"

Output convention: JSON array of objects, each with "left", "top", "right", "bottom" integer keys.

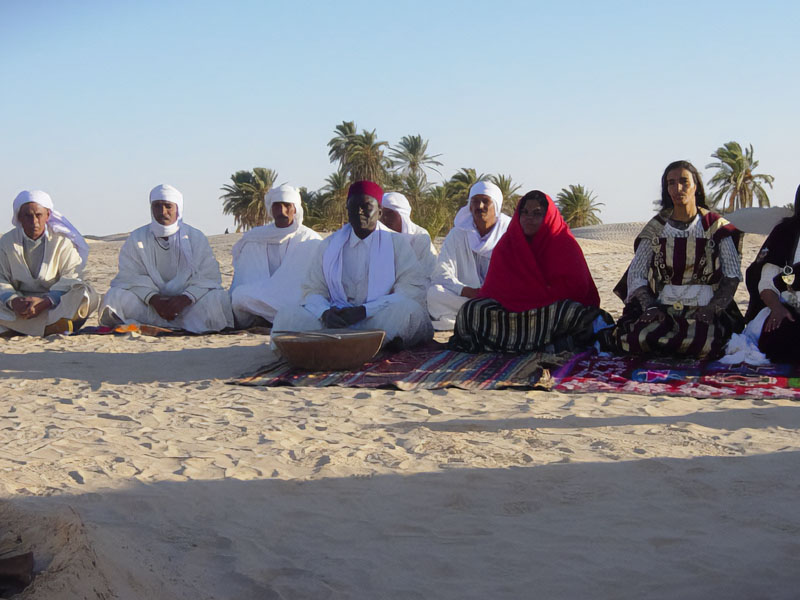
[{"left": 0, "top": 223, "right": 797, "bottom": 599}]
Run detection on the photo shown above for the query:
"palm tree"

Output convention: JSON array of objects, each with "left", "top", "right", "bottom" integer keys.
[
  {"left": 327, "top": 120, "right": 357, "bottom": 169},
  {"left": 556, "top": 184, "right": 604, "bottom": 229},
  {"left": 312, "top": 169, "right": 351, "bottom": 231},
  {"left": 416, "top": 184, "right": 455, "bottom": 240},
  {"left": 344, "top": 129, "right": 390, "bottom": 183},
  {"left": 489, "top": 173, "right": 522, "bottom": 215},
  {"left": 389, "top": 134, "right": 443, "bottom": 181},
  {"left": 220, "top": 168, "right": 278, "bottom": 231},
  {"left": 706, "top": 142, "right": 774, "bottom": 212}
]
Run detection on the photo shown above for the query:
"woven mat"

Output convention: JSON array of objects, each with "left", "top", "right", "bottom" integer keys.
[
  {"left": 232, "top": 344, "right": 559, "bottom": 391},
  {"left": 553, "top": 350, "right": 800, "bottom": 400}
]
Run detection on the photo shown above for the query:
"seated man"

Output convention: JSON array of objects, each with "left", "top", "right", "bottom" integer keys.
[
  {"left": 427, "top": 181, "right": 511, "bottom": 330},
  {"left": 100, "top": 184, "right": 233, "bottom": 333},
  {"left": 272, "top": 180, "right": 433, "bottom": 349},
  {"left": 230, "top": 184, "right": 322, "bottom": 328},
  {"left": 380, "top": 191, "right": 437, "bottom": 283},
  {"left": 0, "top": 190, "right": 99, "bottom": 336}
]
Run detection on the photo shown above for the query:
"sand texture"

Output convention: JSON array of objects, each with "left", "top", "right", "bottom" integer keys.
[{"left": 0, "top": 225, "right": 798, "bottom": 599}]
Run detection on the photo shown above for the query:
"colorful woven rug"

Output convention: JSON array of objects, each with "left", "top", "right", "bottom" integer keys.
[
  {"left": 233, "top": 345, "right": 549, "bottom": 390},
  {"left": 553, "top": 350, "right": 800, "bottom": 400}
]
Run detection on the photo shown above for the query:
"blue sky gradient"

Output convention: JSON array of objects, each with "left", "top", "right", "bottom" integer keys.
[{"left": 2, "top": 0, "right": 798, "bottom": 235}]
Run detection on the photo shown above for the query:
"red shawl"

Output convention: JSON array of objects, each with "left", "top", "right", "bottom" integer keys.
[{"left": 477, "top": 193, "right": 600, "bottom": 311}]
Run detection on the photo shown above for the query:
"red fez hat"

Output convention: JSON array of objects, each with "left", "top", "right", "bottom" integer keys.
[{"left": 348, "top": 180, "right": 384, "bottom": 204}]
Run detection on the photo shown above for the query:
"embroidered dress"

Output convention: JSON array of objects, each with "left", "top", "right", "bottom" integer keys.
[{"left": 610, "top": 208, "right": 743, "bottom": 359}]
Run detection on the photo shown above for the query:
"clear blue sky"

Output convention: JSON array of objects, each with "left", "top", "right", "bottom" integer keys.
[{"left": 2, "top": 0, "right": 798, "bottom": 235}]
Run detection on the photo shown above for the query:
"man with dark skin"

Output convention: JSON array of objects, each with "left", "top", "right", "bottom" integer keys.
[
  {"left": 271, "top": 180, "right": 433, "bottom": 349},
  {"left": 320, "top": 192, "right": 381, "bottom": 328},
  {"left": 148, "top": 199, "right": 193, "bottom": 322}
]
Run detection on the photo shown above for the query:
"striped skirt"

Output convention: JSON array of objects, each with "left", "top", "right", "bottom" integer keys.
[
  {"left": 609, "top": 304, "right": 738, "bottom": 359},
  {"left": 449, "top": 298, "right": 613, "bottom": 354}
]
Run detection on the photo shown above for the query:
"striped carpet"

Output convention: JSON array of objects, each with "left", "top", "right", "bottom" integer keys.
[{"left": 232, "top": 345, "right": 552, "bottom": 390}]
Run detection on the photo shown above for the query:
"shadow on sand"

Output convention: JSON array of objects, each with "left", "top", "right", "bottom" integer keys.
[{"left": 8, "top": 450, "right": 800, "bottom": 599}]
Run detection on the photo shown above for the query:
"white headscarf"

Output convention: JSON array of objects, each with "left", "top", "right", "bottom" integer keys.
[
  {"left": 149, "top": 184, "right": 184, "bottom": 238},
  {"left": 381, "top": 192, "right": 413, "bottom": 234},
  {"left": 12, "top": 190, "right": 90, "bottom": 267},
  {"left": 267, "top": 184, "right": 304, "bottom": 226},
  {"left": 452, "top": 181, "right": 510, "bottom": 256}
]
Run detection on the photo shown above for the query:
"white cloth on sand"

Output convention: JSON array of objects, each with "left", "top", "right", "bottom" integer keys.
[
  {"left": 0, "top": 227, "right": 99, "bottom": 335},
  {"left": 100, "top": 223, "right": 233, "bottom": 333},
  {"left": 272, "top": 225, "right": 433, "bottom": 348}
]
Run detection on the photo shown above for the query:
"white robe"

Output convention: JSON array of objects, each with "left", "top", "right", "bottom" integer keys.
[
  {"left": 272, "top": 227, "right": 433, "bottom": 348},
  {"left": 0, "top": 228, "right": 99, "bottom": 336},
  {"left": 427, "top": 217, "right": 510, "bottom": 330},
  {"left": 100, "top": 223, "right": 233, "bottom": 333},
  {"left": 405, "top": 222, "right": 438, "bottom": 285},
  {"left": 230, "top": 223, "right": 322, "bottom": 326}
]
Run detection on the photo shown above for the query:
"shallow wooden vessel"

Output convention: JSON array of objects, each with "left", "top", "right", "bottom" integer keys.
[{"left": 272, "top": 329, "right": 386, "bottom": 371}]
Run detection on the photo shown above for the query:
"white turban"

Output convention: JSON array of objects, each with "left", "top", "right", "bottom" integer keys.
[
  {"left": 453, "top": 180, "right": 509, "bottom": 256},
  {"left": 12, "top": 190, "right": 89, "bottom": 267},
  {"left": 266, "top": 184, "right": 303, "bottom": 225},
  {"left": 381, "top": 192, "right": 413, "bottom": 234},
  {"left": 149, "top": 184, "right": 184, "bottom": 237}
]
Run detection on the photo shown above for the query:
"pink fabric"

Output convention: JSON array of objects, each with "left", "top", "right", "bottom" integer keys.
[{"left": 478, "top": 193, "right": 600, "bottom": 311}]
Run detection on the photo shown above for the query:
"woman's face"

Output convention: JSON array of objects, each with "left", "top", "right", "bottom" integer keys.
[
  {"left": 519, "top": 198, "right": 547, "bottom": 237},
  {"left": 666, "top": 168, "right": 697, "bottom": 211}
]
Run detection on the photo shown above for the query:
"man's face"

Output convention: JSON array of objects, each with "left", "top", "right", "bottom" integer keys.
[
  {"left": 17, "top": 202, "right": 50, "bottom": 240},
  {"left": 271, "top": 202, "right": 296, "bottom": 228},
  {"left": 470, "top": 194, "right": 497, "bottom": 231},
  {"left": 379, "top": 207, "right": 403, "bottom": 233},
  {"left": 347, "top": 194, "right": 381, "bottom": 238},
  {"left": 151, "top": 200, "right": 179, "bottom": 226}
]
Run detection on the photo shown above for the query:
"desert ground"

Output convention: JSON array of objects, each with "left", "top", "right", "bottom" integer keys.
[{"left": 0, "top": 225, "right": 798, "bottom": 599}]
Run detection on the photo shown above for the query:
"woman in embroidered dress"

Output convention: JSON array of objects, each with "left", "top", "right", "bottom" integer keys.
[
  {"left": 741, "top": 184, "right": 800, "bottom": 362},
  {"left": 609, "top": 161, "right": 743, "bottom": 358},
  {"left": 449, "top": 190, "right": 613, "bottom": 354}
]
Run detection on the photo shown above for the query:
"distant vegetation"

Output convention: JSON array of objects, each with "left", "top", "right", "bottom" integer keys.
[
  {"left": 219, "top": 128, "right": 777, "bottom": 235},
  {"left": 706, "top": 141, "right": 774, "bottom": 212}
]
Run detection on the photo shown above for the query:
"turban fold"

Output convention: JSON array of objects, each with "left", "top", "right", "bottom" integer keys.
[
  {"left": 266, "top": 184, "right": 304, "bottom": 224},
  {"left": 12, "top": 190, "right": 89, "bottom": 267},
  {"left": 348, "top": 180, "right": 383, "bottom": 204},
  {"left": 149, "top": 184, "right": 183, "bottom": 237},
  {"left": 382, "top": 192, "right": 413, "bottom": 234}
]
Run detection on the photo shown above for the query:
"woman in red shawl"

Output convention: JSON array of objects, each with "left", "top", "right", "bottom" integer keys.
[{"left": 449, "top": 190, "right": 612, "bottom": 353}]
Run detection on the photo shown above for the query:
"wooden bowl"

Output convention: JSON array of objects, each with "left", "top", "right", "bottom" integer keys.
[{"left": 272, "top": 329, "right": 386, "bottom": 371}]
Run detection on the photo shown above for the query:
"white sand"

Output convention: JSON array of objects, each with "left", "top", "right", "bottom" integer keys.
[{"left": 1, "top": 226, "right": 799, "bottom": 599}]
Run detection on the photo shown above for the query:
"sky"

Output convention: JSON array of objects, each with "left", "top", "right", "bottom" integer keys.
[{"left": 1, "top": 0, "right": 798, "bottom": 236}]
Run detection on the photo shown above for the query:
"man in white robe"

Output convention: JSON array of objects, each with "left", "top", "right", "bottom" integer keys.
[
  {"left": 0, "top": 190, "right": 99, "bottom": 336},
  {"left": 99, "top": 184, "right": 233, "bottom": 333},
  {"left": 230, "top": 184, "right": 322, "bottom": 327},
  {"left": 380, "top": 191, "right": 437, "bottom": 284},
  {"left": 272, "top": 180, "right": 433, "bottom": 349},
  {"left": 427, "top": 181, "right": 511, "bottom": 330}
]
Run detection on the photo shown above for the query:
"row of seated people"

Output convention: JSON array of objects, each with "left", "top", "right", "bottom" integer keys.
[{"left": 3, "top": 162, "right": 799, "bottom": 365}]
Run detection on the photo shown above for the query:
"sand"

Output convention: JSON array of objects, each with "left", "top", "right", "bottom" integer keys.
[{"left": 1, "top": 226, "right": 798, "bottom": 599}]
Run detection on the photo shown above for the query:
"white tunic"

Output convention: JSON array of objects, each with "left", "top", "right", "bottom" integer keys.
[
  {"left": 272, "top": 227, "right": 433, "bottom": 348},
  {"left": 230, "top": 223, "right": 322, "bottom": 326},
  {"left": 100, "top": 223, "right": 233, "bottom": 333},
  {"left": 0, "top": 227, "right": 99, "bottom": 335},
  {"left": 427, "top": 217, "right": 510, "bottom": 329}
]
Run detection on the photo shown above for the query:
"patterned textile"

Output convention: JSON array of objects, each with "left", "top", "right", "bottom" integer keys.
[
  {"left": 232, "top": 344, "right": 552, "bottom": 390},
  {"left": 553, "top": 350, "right": 800, "bottom": 400},
  {"left": 450, "top": 298, "right": 611, "bottom": 354}
]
